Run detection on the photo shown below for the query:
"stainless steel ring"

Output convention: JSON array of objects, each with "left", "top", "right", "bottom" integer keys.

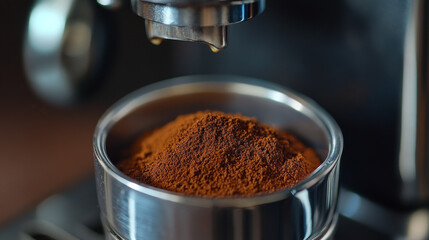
[
  {"left": 130, "top": 0, "right": 265, "bottom": 49},
  {"left": 93, "top": 75, "right": 343, "bottom": 240},
  {"left": 132, "top": 0, "right": 265, "bottom": 27},
  {"left": 24, "top": 0, "right": 108, "bottom": 106}
]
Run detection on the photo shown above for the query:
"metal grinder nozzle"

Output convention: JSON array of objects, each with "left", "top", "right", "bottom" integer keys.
[{"left": 131, "top": 0, "right": 265, "bottom": 51}]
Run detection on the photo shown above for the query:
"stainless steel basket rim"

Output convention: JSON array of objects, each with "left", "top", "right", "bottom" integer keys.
[{"left": 93, "top": 74, "right": 343, "bottom": 208}]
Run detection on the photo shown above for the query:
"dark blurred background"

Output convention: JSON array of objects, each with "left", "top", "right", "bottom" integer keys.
[
  {"left": 0, "top": 0, "right": 187, "bottom": 226},
  {"left": 1, "top": 0, "right": 407, "bottom": 236},
  {"left": 1, "top": 0, "right": 99, "bottom": 225}
]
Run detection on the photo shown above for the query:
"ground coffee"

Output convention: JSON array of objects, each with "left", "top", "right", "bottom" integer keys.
[{"left": 117, "top": 111, "right": 320, "bottom": 197}]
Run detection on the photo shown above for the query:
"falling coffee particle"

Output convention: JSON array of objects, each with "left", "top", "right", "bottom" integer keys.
[{"left": 117, "top": 111, "right": 320, "bottom": 197}]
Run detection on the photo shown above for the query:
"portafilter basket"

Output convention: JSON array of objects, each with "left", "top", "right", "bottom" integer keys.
[{"left": 93, "top": 75, "right": 343, "bottom": 240}]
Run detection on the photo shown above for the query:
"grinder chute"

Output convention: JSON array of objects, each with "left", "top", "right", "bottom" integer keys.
[{"left": 99, "top": 0, "right": 265, "bottom": 51}]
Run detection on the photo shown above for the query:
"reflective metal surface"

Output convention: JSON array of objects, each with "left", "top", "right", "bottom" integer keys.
[
  {"left": 97, "top": 0, "right": 123, "bottom": 9},
  {"left": 132, "top": 0, "right": 265, "bottom": 26},
  {"left": 398, "top": 0, "right": 429, "bottom": 204},
  {"left": 129, "top": 0, "right": 265, "bottom": 50},
  {"left": 145, "top": 21, "right": 227, "bottom": 51},
  {"left": 93, "top": 75, "right": 343, "bottom": 240},
  {"left": 23, "top": 0, "right": 109, "bottom": 106},
  {"left": 339, "top": 188, "right": 429, "bottom": 240}
]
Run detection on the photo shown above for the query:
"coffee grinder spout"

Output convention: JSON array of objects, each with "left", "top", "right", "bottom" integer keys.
[{"left": 130, "top": 0, "right": 265, "bottom": 51}]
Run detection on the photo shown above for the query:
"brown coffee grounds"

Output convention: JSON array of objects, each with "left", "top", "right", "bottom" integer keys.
[{"left": 117, "top": 111, "right": 320, "bottom": 197}]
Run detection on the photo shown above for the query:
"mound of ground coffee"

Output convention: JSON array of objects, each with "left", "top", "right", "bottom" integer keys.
[{"left": 117, "top": 111, "right": 320, "bottom": 197}]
